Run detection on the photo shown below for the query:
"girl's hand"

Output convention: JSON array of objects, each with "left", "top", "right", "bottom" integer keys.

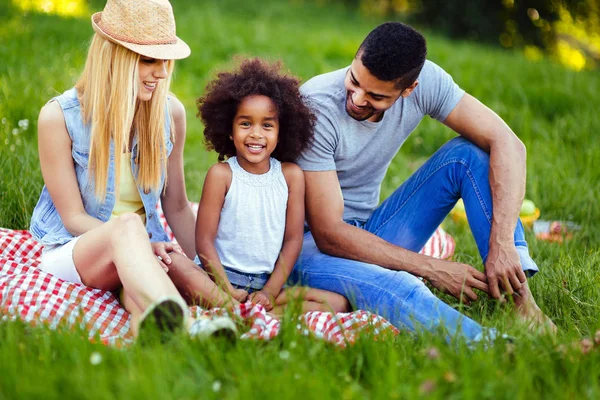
[
  {"left": 151, "top": 242, "right": 185, "bottom": 273},
  {"left": 230, "top": 288, "right": 249, "bottom": 303},
  {"left": 248, "top": 291, "right": 273, "bottom": 311}
]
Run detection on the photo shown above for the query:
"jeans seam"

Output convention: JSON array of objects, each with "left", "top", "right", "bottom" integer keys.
[{"left": 371, "top": 158, "right": 491, "bottom": 235}]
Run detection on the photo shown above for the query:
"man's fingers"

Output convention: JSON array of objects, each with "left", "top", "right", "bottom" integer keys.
[
  {"left": 469, "top": 277, "right": 489, "bottom": 294},
  {"left": 500, "top": 275, "right": 514, "bottom": 295},
  {"left": 460, "top": 293, "right": 471, "bottom": 305},
  {"left": 488, "top": 275, "right": 502, "bottom": 299},
  {"left": 470, "top": 268, "right": 487, "bottom": 283},
  {"left": 463, "top": 287, "right": 478, "bottom": 302},
  {"left": 508, "top": 273, "right": 523, "bottom": 292},
  {"left": 517, "top": 268, "right": 527, "bottom": 283}
]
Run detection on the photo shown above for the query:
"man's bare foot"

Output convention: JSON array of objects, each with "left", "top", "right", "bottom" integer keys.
[{"left": 512, "top": 281, "right": 557, "bottom": 335}]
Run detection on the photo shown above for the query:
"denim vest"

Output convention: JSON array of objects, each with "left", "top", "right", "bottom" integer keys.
[{"left": 30, "top": 88, "right": 173, "bottom": 246}]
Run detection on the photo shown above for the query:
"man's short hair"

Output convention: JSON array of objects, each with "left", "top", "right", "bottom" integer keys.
[{"left": 357, "top": 22, "right": 427, "bottom": 90}]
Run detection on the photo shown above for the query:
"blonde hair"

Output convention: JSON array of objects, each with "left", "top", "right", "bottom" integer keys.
[{"left": 74, "top": 34, "right": 174, "bottom": 199}]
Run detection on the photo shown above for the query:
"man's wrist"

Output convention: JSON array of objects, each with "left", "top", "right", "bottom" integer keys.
[{"left": 416, "top": 257, "right": 439, "bottom": 281}]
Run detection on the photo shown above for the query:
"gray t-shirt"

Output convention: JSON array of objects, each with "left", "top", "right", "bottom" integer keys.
[{"left": 298, "top": 60, "right": 465, "bottom": 222}]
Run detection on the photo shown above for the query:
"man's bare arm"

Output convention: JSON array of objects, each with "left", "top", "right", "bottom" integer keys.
[
  {"left": 305, "top": 169, "right": 488, "bottom": 303},
  {"left": 443, "top": 93, "right": 527, "bottom": 298}
]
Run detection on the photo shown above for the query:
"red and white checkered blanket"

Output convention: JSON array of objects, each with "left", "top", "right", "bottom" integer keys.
[{"left": 0, "top": 204, "right": 454, "bottom": 347}]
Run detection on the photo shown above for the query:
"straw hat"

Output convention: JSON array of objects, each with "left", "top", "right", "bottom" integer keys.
[{"left": 91, "top": 0, "right": 190, "bottom": 60}]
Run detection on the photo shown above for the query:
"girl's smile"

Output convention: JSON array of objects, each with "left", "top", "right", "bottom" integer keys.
[{"left": 232, "top": 95, "right": 279, "bottom": 174}]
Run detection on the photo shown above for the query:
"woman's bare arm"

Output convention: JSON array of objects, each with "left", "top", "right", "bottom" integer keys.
[{"left": 38, "top": 101, "right": 103, "bottom": 236}]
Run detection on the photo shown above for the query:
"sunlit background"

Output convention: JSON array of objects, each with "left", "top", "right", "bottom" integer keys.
[
  {"left": 12, "top": 0, "right": 88, "bottom": 17},
  {"left": 10, "top": 0, "right": 598, "bottom": 70},
  {"left": 338, "top": 0, "right": 599, "bottom": 71}
]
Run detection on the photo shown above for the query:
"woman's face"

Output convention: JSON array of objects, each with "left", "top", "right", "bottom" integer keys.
[{"left": 137, "top": 57, "right": 168, "bottom": 101}]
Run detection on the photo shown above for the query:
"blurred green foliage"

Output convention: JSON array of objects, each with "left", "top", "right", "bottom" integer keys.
[
  {"left": 1, "top": 2, "right": 600, "bottom": 398},
  {"left": 334, "top": 0, "right": 600, "bottom": 69}
]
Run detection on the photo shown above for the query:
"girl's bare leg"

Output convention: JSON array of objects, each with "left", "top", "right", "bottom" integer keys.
[
  {"left": 72, "top": 213, "right": 186, "bottom": 335},
  {"left": 165, "top": 252, "right": 239, "bottom": 309},
  {"left": 271, "top": 287, "right": 350, "bottom": 316}
]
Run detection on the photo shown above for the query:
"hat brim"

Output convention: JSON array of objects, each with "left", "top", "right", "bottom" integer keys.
[{"left": 91, "top": 12, "right": 191, "bottom": 60}]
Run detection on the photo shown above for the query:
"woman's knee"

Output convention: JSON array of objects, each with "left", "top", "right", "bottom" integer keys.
[{"left": 108, "top": 213, "right": 147, "bottom": 242}]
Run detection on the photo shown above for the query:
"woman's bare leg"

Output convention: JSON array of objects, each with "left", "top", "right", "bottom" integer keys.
[
  {"left": 72, "top": 213, "right": 186, "bottom": 334},
  {"left": 272, "top": 287, "right": 350, "bottom": 315},
  {"left": 121, "top": 290, "right": 144, "bottom": 336},
  {"left": 166, "top": 252, "right": 239, "bottom": 309}
]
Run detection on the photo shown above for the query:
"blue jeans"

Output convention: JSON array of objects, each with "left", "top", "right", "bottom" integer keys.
[
  {"left": 224, "top": 266, "right": 271, "bottom": 294},
  {"left": 289, "top": 137, "right": 538, "bottom": 343}
]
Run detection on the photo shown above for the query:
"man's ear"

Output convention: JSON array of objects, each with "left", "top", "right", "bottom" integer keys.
[{"left": 401, "top": 80, "right": 419, "bottom": 98}]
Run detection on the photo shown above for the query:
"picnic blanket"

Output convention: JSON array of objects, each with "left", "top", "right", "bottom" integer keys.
[{"left": 0, "top": 203, "right": 455, "bottom": 347}]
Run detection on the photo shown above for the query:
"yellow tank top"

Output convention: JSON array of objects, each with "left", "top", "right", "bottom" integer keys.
[{"left": 110, "top": 153, "right": 146, "bottom": 224}]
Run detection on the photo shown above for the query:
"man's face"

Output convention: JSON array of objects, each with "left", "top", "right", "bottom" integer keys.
[{"left": 344, "top": 57, "right": 415, "bottom": 122}]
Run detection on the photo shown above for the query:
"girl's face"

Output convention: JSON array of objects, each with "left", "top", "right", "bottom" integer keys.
[
  {"left": 137, "top": 57, "right": 168, "bottom": 101},
  {"left": 232, "top": 95, "right": 279, "bottom": 174}
]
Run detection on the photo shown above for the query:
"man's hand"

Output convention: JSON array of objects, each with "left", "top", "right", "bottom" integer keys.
[
  {"left": 151, "top": 242, "right": 185, "bottom": 273},
  {"left": 485, "top": 243, "right": 526, "bottom": 299},
  {"left": 426, "top": 259, "right": 489, "bottom": 304},
  {"left": 248, "top": 290, "right": 274, "bottom": 311}
]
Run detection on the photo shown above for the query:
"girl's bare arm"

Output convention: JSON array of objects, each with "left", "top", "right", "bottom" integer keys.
[
  {"left": 261, "top": 163, "right": 305, "bottom": 299},
  {"left": 195, "top": 163, "right": 239, "bottom": 294}
]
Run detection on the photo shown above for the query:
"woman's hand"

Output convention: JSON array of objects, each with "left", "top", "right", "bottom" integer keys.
[{"left": 151, "top": 242, "right": 185, "bottom": 272}]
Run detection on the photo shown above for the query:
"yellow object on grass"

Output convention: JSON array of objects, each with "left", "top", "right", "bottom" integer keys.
[{"left": 450, "top": 199, "right": 540, "bottom": 228}]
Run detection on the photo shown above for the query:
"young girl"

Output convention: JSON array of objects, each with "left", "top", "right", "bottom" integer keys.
[
  {"left": 29, "top": 0, "right": 237, "bottom": 339},
  {"left": 196, "top": 58, "right": 349, "bottom": 314}
]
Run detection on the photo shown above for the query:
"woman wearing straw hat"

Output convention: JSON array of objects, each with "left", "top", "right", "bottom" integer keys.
[{"left": 29, "top": 0, "right": 238, "bottom": 339}]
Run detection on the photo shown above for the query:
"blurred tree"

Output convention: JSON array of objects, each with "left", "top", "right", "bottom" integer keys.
[{"left": 333, "top": 0, "right": 600, "bottom": 69}]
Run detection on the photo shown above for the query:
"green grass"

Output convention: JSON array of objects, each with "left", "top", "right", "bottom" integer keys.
[{"left": 1, "top": 0, "right": 600, "bottom": 398}]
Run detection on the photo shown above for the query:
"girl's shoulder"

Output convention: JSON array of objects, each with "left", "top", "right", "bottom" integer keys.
[
  {"left": 280, "top": 162, "right": 304, "bottom": 187},
  {"left": 207, "top": 161, "right": 232, "bottom": 180},
  {"left": 204, "top": 161, "right": 233, "bottom": 196}
]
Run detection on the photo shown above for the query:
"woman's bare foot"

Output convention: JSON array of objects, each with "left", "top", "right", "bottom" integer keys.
[{"left": 512, "top": 281, "right": 557, "bottom": 334}]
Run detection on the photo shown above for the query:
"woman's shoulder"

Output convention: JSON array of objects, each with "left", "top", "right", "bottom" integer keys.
[
  {"left": 168, "top": 95, "right": 186, "bottom": 121},
  {"left": 168, "top": 94, "right": 186, "bottom": 141},
  {"left": 38, "top": 101, "right": 67, "bottom": 132}
]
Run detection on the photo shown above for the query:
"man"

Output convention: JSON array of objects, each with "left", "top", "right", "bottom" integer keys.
[{"left": 289, "top": 21, "right": 555, "bottom": 343}]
